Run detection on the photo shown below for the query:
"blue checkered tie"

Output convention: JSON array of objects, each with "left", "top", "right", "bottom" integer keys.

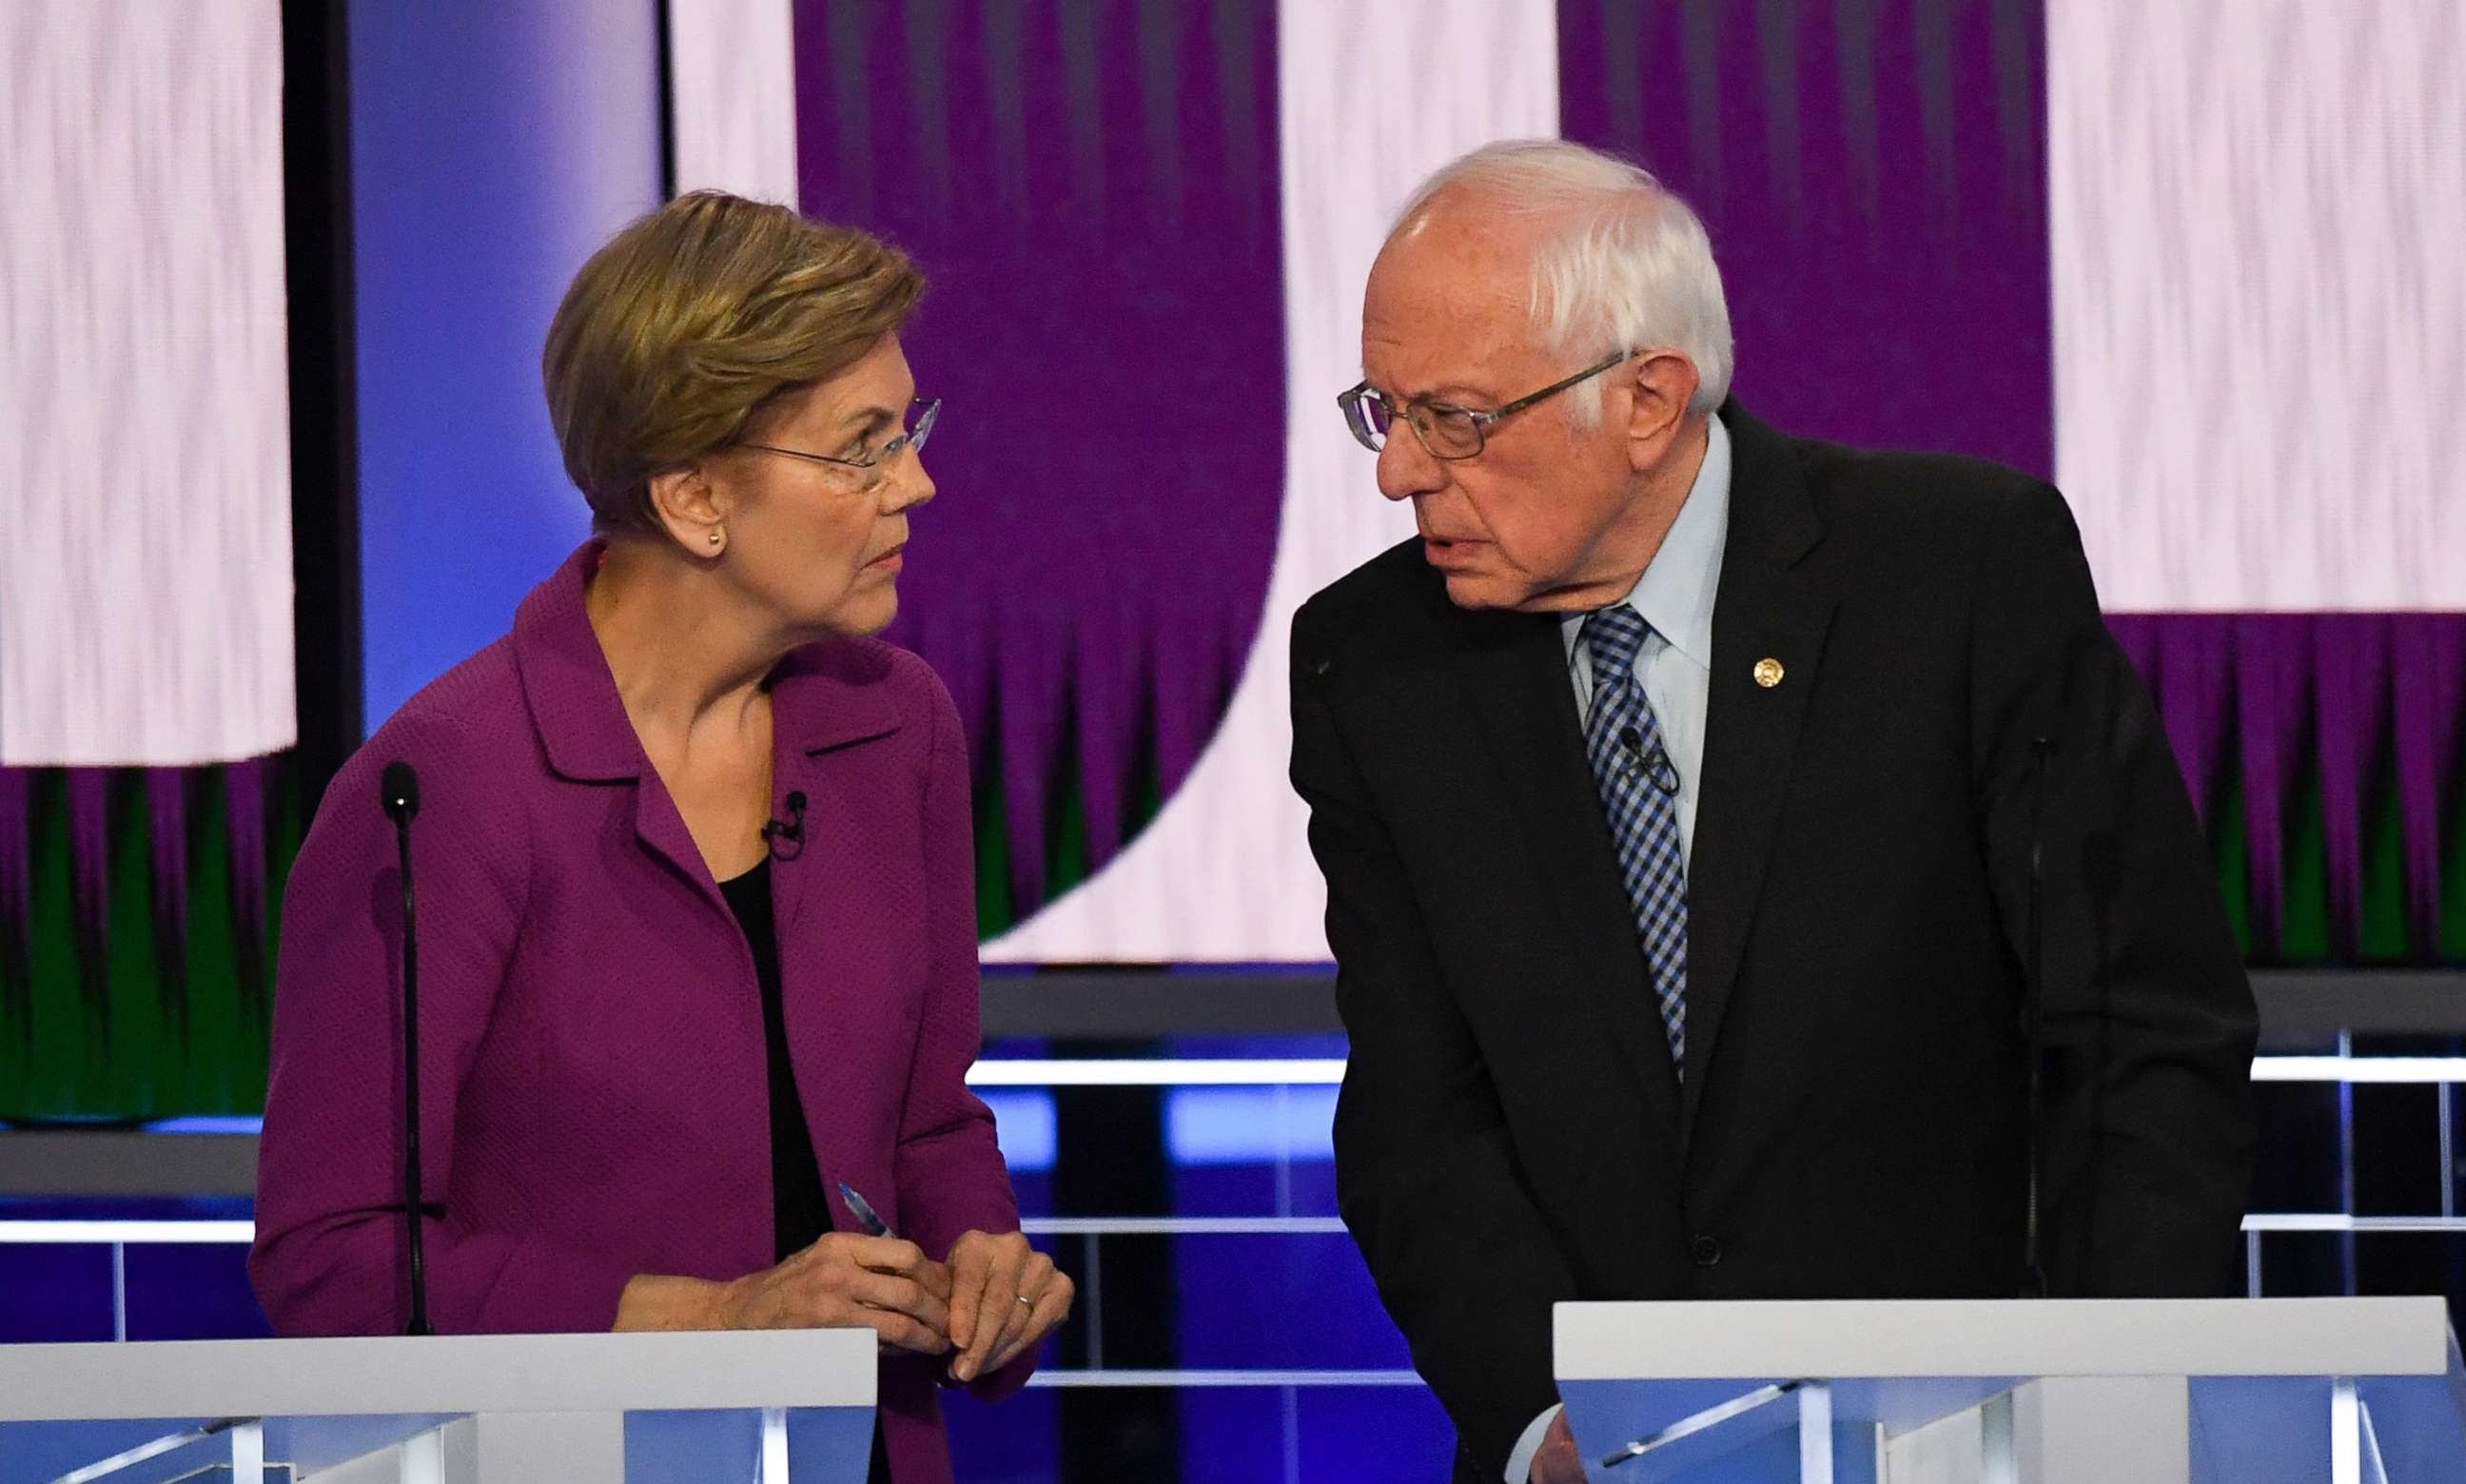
[{"left": 1580, "top": 606, "right": 1689, "bottom": 1075}]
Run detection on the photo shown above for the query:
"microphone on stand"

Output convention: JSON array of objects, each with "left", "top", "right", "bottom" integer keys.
[
  {"left": 2020, "top": 736, "right": 2054, "bottom": 1300},
  {"left": 2076, "top": 825, "right": 2124, "bottom": 1294},
  {"left": 380, "top": 761, "right": 432, "bottom": 1337},
  {"left": 762, "top": 791, "right": 808, "bottom": 861}
]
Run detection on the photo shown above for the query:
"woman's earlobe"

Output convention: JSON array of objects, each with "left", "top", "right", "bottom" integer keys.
[{"left": 648, "top": 464, "right": 733, "bottom": 555}]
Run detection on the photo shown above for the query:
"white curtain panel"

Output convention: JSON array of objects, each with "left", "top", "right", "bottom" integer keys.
[
  {"left": 666, "top": 0, "right": 801, "bottom": 206},
  {"left": 0, "top": 0, "right": 295, "bottom": 766},
  {"left": 983, "top": 0, "right": 1562, "bottom": 961},
  {"left": 2049, "top": 0, "right": 2466, "bottom": 613}
]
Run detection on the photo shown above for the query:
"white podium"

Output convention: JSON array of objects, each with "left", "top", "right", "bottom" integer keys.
[
  {"left": 0, "top": 1330, "right": 876, "bottom": 1483},
  {"left": 1555, "top": 1297, "right": 2466, "bottom": 1483}
]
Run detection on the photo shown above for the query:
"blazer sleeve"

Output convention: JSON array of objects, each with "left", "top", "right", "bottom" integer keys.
[
  {"left": 249, "top": 714, "right": 637, "bottom": 1335},
  {"left": 890, "top": 660, "right": 1033, "bottom": 1400},
  {"left": 1967, "top": 481, "right": 2259, "bottom": 1296},
  {"left": 1290, "top": 606, "right": 1581, "bottom": 1480}
]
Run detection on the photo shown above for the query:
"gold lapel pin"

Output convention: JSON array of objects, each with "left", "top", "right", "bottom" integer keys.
[{"left": 1753, "top": 657, "right": 1785, "bottom": 689}]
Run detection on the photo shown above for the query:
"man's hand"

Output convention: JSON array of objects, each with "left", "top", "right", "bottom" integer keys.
[
  {"left": 1531, "top": 1409, "right": 1584, "bottom": 1483},
  {"left": 943, "top": 1229, "right": 1074, "bottom": 1383}
]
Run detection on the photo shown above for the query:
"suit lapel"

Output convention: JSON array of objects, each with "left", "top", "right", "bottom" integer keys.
[
  {"left": 765, "top": 644, "right": 906, "bottom": 938},
  {"left": 624, "top": 773, "right": 723, "bottom": 908},
  {"left": 1449, "top": 607, "right": 1684, "bottom": 1135},
  {"left": 1680, "top": 407, "right": 1836, "bottom": 1131},
  {"left": 506, "top": 543, "right": 734, "bottom": 912}
]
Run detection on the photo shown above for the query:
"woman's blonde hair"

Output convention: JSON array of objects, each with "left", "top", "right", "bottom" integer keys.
[{"left": 542, "top": 190, "right": 925, "bottom": 534}]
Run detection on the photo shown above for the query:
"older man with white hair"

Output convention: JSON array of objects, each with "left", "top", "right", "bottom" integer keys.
[{"left": 1288, "top": 140, "right": 2256, "bottom": 1483}]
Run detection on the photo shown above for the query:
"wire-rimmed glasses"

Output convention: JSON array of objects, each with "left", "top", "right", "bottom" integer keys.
[
  {"left": 737, "top": 398, "right": 940, "bottom": 489},
  {"left": 1337, "top": 352, "right": 1630, "bottom": 460}
]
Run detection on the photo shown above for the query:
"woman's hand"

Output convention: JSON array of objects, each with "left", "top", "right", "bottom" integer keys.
[
  {"left": 616, "top": 1234, "right": 951, "bottom": 1355},
  {"left": 942, "top": 1229, "right": 1074, "bottom": 1383},
  {"left": 721, "top": 1234, "right": 953, "bottom": 1354}
]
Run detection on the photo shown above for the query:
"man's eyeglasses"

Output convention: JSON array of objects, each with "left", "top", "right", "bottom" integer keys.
[
  {"left": 1338, "top": 352, "right": 1630, "bottom": 460},
  {"left": 737, "top": 398, "right": 941, "bottom": 487}
]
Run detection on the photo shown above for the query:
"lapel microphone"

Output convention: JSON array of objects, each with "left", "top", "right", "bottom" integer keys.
[
  {"left": 762, "top": 791, "right": 808, "bottom": 861},
  {"left": 1616, "top": 725, "right": 1682, "bottom": 797}
]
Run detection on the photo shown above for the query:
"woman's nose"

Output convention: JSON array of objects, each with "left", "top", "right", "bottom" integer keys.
[{"left": 884, "top": 453, "right": 935, "bottom": 512}]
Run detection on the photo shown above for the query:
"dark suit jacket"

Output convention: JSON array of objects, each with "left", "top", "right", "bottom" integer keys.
[{"left": 1288, "top": 405, "right": 2258, "bottom": 1480}]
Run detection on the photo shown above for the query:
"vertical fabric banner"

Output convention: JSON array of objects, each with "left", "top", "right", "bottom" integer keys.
[
  {"left": 2049, "top": 0, "right": 2466, "bottom": 961},
  {"left": 0, "top": 1, "right": 297, "bottom": 1120},
  {"left": 0, "top": 0, "right": 296, "bottom": 768},
  {"left": 1559, "top": 0, "right": 2054, "bottom": 477},
  {"left": 791, "top": 0, "right": 1297, "bottom": 946},
  {"left": 976, "top": 0, "right": 1565, "bottom": 960}
]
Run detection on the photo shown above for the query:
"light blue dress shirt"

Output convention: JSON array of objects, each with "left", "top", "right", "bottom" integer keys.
[
  {"left": 1507, "top": 413, "right": 1732, "bottom": 1483},
  {"left": 1559, "top": 412, "right": 1731, "bottom": 862}
]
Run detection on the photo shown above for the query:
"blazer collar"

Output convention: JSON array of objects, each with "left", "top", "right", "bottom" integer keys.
[
  {"left": 764, "top": 639, "right": 906, "bottom": 936},
  {"left": 1716, "top": 399, "right": 1825, "bottom": 569},
  {"left": 510, "top": 541, "right": 913, "bottom": 928},
  {"left": 510, "top": 541, "right": 907, "bottom": 786},
  {"left": 768, "top": 638, "right": 907, "bottom": 758},
  {"left": 509, "top": 542, "right": 644, "bottom": 782}
]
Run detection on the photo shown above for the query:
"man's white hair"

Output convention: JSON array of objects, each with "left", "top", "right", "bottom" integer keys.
[{"left": 1393, "top": 139, "right": 1733, "bottom": 420}]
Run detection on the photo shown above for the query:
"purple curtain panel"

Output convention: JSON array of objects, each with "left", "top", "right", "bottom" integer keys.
[{"left": 794, "top": 0, "right": 1285, "bottom": 917}]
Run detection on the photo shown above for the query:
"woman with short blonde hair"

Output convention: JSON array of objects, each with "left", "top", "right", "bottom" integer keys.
[{"left": 254, "top": 191, "right": 1067, "bottom": 1484}]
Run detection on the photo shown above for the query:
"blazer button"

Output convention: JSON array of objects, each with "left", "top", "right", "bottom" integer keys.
[{"left": 1690, "top": 1235, "right": 1724, "bottom": 1268}]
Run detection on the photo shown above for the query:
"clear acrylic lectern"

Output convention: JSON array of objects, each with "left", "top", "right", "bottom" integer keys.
[
  {"left": 0, "top": 1329, "right": 876, "bottom": 1483},
  {"left": 1555, "top": 1296, "right": 2466, "bottom": 1482}
]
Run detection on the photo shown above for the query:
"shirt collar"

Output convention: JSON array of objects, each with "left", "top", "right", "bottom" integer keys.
[{"left": 1560, "top": 412, "right": 1732, "bottom": 669}]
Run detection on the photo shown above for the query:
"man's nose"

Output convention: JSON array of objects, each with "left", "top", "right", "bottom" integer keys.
[{"left": 1376, "top": 421, "right": 1448, "bottom": 501}]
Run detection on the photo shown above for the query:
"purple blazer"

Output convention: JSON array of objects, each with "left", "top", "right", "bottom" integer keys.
[{"left": 252, "top": 543, "right": 1028, "bottom": 1482}]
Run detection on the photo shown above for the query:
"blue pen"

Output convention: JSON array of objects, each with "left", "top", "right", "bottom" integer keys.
[
  {"left": 837, "top": 1181, "right": 893, "bottom": 1238},
  {"left": 848, "top": 1179, "right": 983, "bottom": 1377}
]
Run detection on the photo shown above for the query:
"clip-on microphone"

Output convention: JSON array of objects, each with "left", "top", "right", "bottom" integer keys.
[{"left": 762, "top": 791, "right": 808, "bottom": 861}]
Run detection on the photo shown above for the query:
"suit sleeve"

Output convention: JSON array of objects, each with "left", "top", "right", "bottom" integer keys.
[
  {"left": 1291, "top": 607, "right": 1580, "bottom": 1479},
  {"left": 249, "top": 717, "right": 638, "bottom": 1335},
  {"left": 891, "top": 661, "right": 1033, "bottom": 1400},
  {"left": 1968, "top": 482, "right": 2259, "bottom": 1296}
]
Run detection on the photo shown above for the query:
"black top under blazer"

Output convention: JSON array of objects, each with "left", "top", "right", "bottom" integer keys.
[{"left": 1288, "top": 402, "right": 2259, "bottom": 1481}]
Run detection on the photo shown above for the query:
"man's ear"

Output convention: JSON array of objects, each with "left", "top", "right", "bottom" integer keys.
[
  {"left": 1623, "top": 350, "right": 1701, "bottom": 474},
  {"left": 646, "top": 462, "right": 734, "bottom": 556}
]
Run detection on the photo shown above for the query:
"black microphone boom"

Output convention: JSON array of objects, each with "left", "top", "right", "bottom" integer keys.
[
  {"left": 380, "top": 761, "right": 432, "bottom": 1337},
  {"left": 2020, "top": 736, "right": 2054, "bottom": 1299}
]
